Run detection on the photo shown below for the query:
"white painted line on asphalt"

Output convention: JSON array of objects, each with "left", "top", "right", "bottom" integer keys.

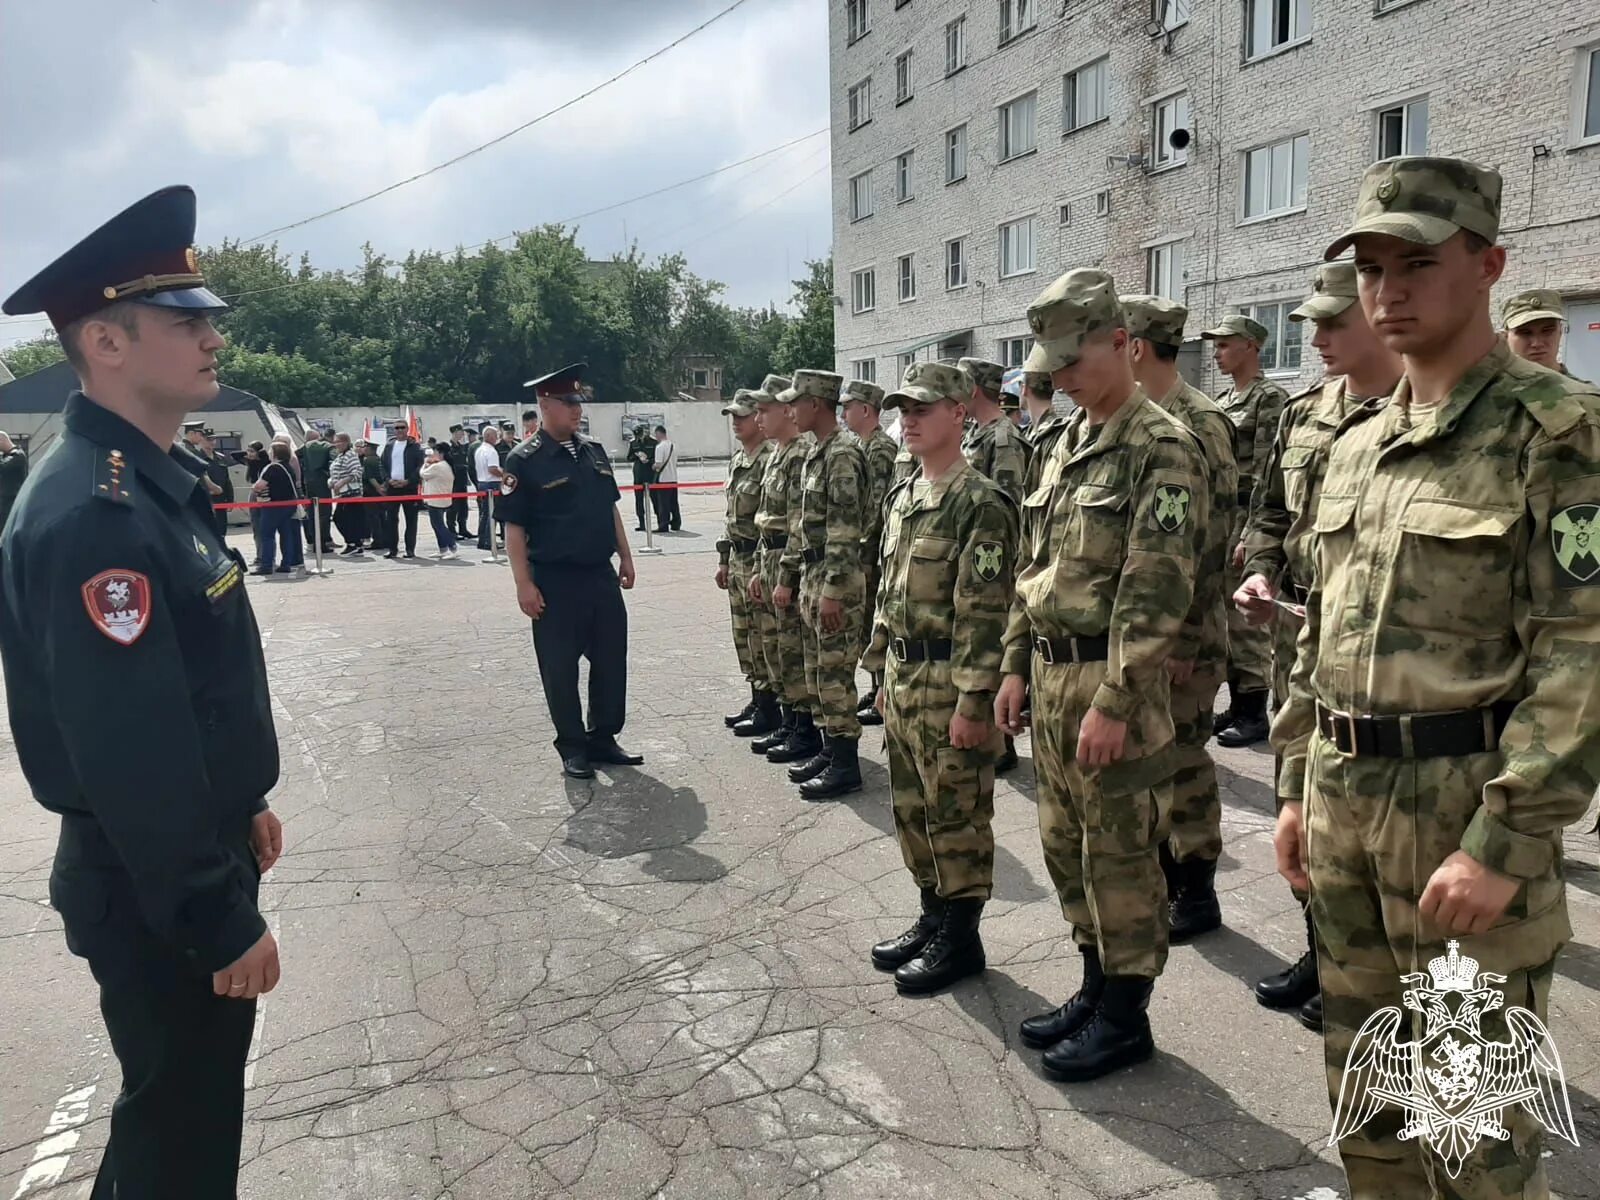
[{"left": 9, "top": 1084, "right": 95, "bottom": 1199}]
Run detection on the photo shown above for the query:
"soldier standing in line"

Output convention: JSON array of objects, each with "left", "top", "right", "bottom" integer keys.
[
  {"left": 1236, "top": 261, "right": 1402, "bottom": 1034},
  {"left": 1272, "top": 157, "right": 1600, "bottom": 1197},
  {"left": 717, "top": 389, "right": 775, "bottom": 733},
  {"left": 995, "top": 270, "right": 1206, "bottom": 1082},
  {"left": 843, "top": 378, "right": 898, "bottom": 725},
  {"left": 1021, "top": 370, "right": 1073, "bottom": 494},
  {"left": 1200, "top": 314, "right": 1287, "bottom": 747},
  {"left": 863, "top": 361, "right": 1018, "bottom": 994},
  {"left": 1502, "top": 288, "right": 1581, "bottom": 379},
  {"left": 1122, "top": 295, "right": 1239, "bottom": 946}
]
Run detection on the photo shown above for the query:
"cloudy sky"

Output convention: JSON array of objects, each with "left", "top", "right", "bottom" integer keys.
[{"left": 0, "top": 0, "right": 832, "bottom": 346}]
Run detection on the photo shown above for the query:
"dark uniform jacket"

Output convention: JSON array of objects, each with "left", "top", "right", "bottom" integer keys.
[
  {"left": 297, "top": 439, "right": 334, "bottom": 498},
  {"left": 442, "top": 438, "right": 473, "bottom": 488},
  {"left": 0, "top": 393, "right": 277, "bottom": 973},
  {"left": 497, "top": 432, "right": 621, "bottom": 568},
  {"left": 1, "top": 445, "right": 31, "bottom": 533}
]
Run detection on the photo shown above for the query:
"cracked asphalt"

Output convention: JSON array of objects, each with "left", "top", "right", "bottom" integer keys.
[{"left": 3, "top": 474, "right": 1600, "bottom": 1199}]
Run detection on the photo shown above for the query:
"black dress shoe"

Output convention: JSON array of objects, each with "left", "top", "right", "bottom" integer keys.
[
  {"left": 384, "top": 551, "right": 398, "bottom": 559},
  {"left": 588, "top": 740, "right": 644, "bottom": 766},
  {"left": 562, "top": 755, "right": 595, "bottom": 779}
]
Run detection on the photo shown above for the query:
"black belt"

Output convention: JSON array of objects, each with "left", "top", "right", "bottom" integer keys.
[
  {"left": 1314, "top": 700, "right": 1516, "bottom": 759},
  {"left": 729, "top": 536, "right": 759, "bottom": 555},
  {"left": 758, "top": 533, "right": 788, "bottom": 550},
  {"left": 890, "top": 637, "right": 952, "bottom": 662},
  {"left": 1033, "top": 634, "right": 1109, "bottom": 664},
  {"left": 801, "top": 547, "right": 825, "bottom": 564}
]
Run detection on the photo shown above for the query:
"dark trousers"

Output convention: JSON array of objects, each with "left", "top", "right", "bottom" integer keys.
[
  {"left": 426, "top": 506, "right": 458, "bottom": 552},
  {"left": 451, "top": 477, "right": 473, "bottom": 535},
  {"left": 633, "top": 484, "right": 649, "bottom": 529},
  {"left": 531, "top": 562, "right": 628, "bottom": 759},
  {"left": 301, "top": 492, "right": 333, "bottom": 550},
  {"left": 333, "top": 498, "right": 368, "bottom": 546},
  {"left": 378, "top": 487, "right": 420, "bottom": 554},
  {"left": 652, "top": 485, "right": 681, "bottom": 532},
  {"left": 256, "top": 506, "right": 303, "bottom": 570},
  {"left": 212, "top": 507, "right": 229, "bottom": 543},
  {"left": 477, "top": 485, "right": 502, "bottom": 550}
]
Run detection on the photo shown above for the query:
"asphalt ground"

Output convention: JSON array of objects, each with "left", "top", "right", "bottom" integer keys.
[{"left": 3, "top": 467, "right": 1599, "bottom": 1199}]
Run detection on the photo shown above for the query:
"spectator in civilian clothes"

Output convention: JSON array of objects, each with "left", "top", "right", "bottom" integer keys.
[
  {"left": 250, "top": 442, "right": 304, "bottom": 575},
  {"left": 242, "top": 440, "right": 267, "bottom": 566},
  {"left": 475, "top": 426, "right": 504, "bottom": 551},
  {"left": 651, "top": 424, "right": 680, "bottom": 533},
  {"left": 329, "top": 433, "right": 368, "bottom": 555},
  {"left": 297, "top": 427, "right": 336, "bottom": 553},
  {"left": 378, "top": 421, "right": 424, "bottom": 559},
  {"left": 421, "top": 446, "right": 460, "bottom": 559}
]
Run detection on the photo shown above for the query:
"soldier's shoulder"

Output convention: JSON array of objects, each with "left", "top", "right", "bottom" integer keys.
[
  {"left": 961, "top": 467, "right": 1019, "bottom": 514},
  {"left": 1260, "top": 378, "right": 1292, "bottom": 402},
  {"left": 1500, "top": 356, "right": 1600, "bottom": 442},
  {"left": 1284, "top": 376, "right": 1326, "bottom": 406},
  {"left": 507, "top": 434, "right": 542, "bottom": 462}
]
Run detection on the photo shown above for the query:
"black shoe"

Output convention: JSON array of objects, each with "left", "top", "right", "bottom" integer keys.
[
  {"left": 338, "top": 544, "right": 358, "bottom": 556},
  {"left": 385, "top": 551, "right": 398, "bottom": 559},
  {"left": 734, "top": 691, "right": 782, "bottom": 738},
  {"left": 1212, "top": 706, "right": 1237, "bottom": 736},
  {"left": 766, "top": 713, "right": 821, "bottom": 764},
  {"left": 656, "top": 527, "right": 669, "bottom": 534},
  {"left": 788, "top": 733, "right": 833, "bottom": 783},
  {"left": 588, "top": 739, "right": 644, "bottom": 766},
  {"left": 1020, "top": 945, "right": 1105, "bottom": 1048},
  {"left": 895, "top": 898, "right": 985, "bottom": 994},
  {"left": 1256, "top": 906, "right": 1319, "bottom": 1009},
  {"left": 996, "top": 734, "right": 1019, "bottom": 774},
  {"left": 751, "top": 705, "right": 794, "bottom": 753},
  {"left": 274, "top": 565, "right": 293, "bottom": 573},
  {"left": 871, "top": 887, "right": 944, "bottom": 971},
  {"left": 1040, "top": 976, "right": 1155, "bottom": 1082},
  {"left": 635, "top": 525, "right": 647, "bottom": 532},
  {"left": 856, "top": 685, "right": 883, "bottom": 727},
  {"left": 726, "top": 687, "right": 759, "bottom": 729},
  {"left": 404, "top": 551, "right": 416, "bottom": 559},
  {"left": 800, "top": 735, "right": 862, "bottom": 799},
  {"left": 562, "top": 755, "right": 595, "bottom": 779},
  {"left": 250, "top": 567, "right": 273, "bottom": 576},
  {"left": 1296, "top": 992, "right": 1323, "bottom": 1032},
  {"left": 1168, "top": 856, "right": 1222, "bottom": 944},
  {"left": 1216, "top": 691, "right": 1269, "bottom": 747}
]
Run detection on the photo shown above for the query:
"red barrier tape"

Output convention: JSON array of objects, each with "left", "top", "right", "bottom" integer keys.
[{"left": 216, "top": 480, "right": 727, "bottom": 511}]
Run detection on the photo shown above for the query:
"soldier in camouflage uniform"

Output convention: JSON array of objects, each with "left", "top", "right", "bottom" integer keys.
[
  {"left": 1123, "top": 295, "right": 1240, "bottom": 946},
  {"left": 1022, "top": 370, "right": 1073, "bottom": 494},
  {"left": 1200, "top": 314, "right": 1287, "bottom": 747},
  {"left": 1502, "top": 288, "right": 1581, "bottom": 379},
  {"left": 994, "top": 270, "right": 1207, "bottom": 1083},
  {"left": 1272, "top": 157, "right": 1600, "bottom": 1198},
  {"left": 717, "top": 390, "right": 775, "bottom": 733},
  {"left": 959, "top": 357, "right": 1032, "bottom": 504},
  {"left": 1237, "top": 262, "right": 1401, "bottom": 1033},
  {"left": 863, "top": 361, "right": 1018, "bottom": 994},
  {"left": 843, "top": 379, "right": 899, "bottom": 725}
]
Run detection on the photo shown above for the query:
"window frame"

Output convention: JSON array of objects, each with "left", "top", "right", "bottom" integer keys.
[
  {"left": 1239, "top": 299, "right": 1304, "bottom": 375},
  {"left": 945, "top": 237, "right": 969, "bottom": 290},
  {"left": 944, "top": 16, "right": 967, "bottom": 76},
  {"left": 998, "top": 89, "right": 1039, "bottom": 162},
  {"left": 895, "top": 151, "right": 915, "bottom": 203},
  {"left": 1150, "top": 90, "right": 1190, "bottom": 170},
  {"left": 999, "top": 0, "right": 1037, "bottom": 45},
  {"left": 851, "top": 267, "right": 877, "bottom": 315},
  {"left": 851, "top": 358, "right": 877, "bottom": 383},
  {"left": 1240, "top": 131, "right": 1310, "bottom": 223},
  {"left": 895, "top": 48, "right": 914, "bottom": 105},
  {"left": 1063, "top": 56, "right": 1110, "bottom": 134},
  {"left": 847, "top": 77, "right": 872, "bottom": 131},
  {"left": 897, "top": 253, "right": 917, "bottom": 303},
  {"left": 1572, "top": 42, "right": 1600, "bottom": 148},
  {"left": 1243, "top": 0, "right": 1312, "bottom": 62},
  {"left": 849, "top": 169, "right": 875, "bottom": 223},
  {"left": 945, "top": 123, "right": 969, "bottom": 184},
  {"left": 846, "top": 0, "right": 871, "bottom": 45},
  {"left": 1156, "top": 0, "right": 1192, "bottom": 31},
  {"left": 690, "top": 368, "right": 711, "bottom": 389},
  {"left": 1144, "top": 237, "right": 1186, "bottom": 301},
  {"left": 998, "top": 215, "right": 1038, "bottom": 279},
  {"left": 1374, "top": 95, "right": 1429, "bottom": 159},
  {"left": 998, "top": 335, "right": 1036, "bottom": 368}
]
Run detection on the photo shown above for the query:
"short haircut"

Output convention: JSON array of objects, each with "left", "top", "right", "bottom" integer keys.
[
  {"left": 270, "top": 442, "right": 291, "bottom": 463},
  {"left": 654, "top": 424, "right": 667, "bottom": 435},
  {"left": 58, "top": 301, "right": 142, "bottom": 373},
  {"left": 522, "top": 409, "right": 539, "bottom": 423},
  {"left": 1025, "top": 378, "right": 1051, "bottom": 400},
  {"left": 1149, "top": 340, "right": 1180, "bottom": 362}
]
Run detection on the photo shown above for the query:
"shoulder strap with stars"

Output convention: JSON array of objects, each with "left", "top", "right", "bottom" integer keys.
[{"left": 92, "top": 448, "right": 135, "bottom": 506}]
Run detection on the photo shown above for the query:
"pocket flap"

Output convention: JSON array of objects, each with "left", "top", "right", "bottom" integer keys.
[
  {"left": 1022, "top": 486, "right": 1052, "bottom": 510},
  {"left": 1073, "top": 484, "right": 1130, "bottom": 511},
  {"left": 1400, "top": 500, "right": 1520, "bottom": 540},
  {"left": 1312, "top": 494, "right": 1357, "bottom": 534},
  {"left": 1280, "top": 446, "right": 1315, "bottom": 470},
  {"left": 910, "top": 536, "right": 958, "bottom": 561}
]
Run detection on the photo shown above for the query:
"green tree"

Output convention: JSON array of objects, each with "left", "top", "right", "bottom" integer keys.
[
  {"left": 772, "top": 257, "right": 835, "bottom": 374},
  {"left": 1, "top": 335, "right": 66, "bottom": 379}
]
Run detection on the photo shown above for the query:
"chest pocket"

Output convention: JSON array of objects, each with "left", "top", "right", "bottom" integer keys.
[
  {"left": 907, "top": 535, "right": 958, "bottom": 605},
  {"left": 1280, "top": 444, "right": 1318, "bottom": 517},
  {"left": 1069, "top": 483, "right": 1131, "bottom": 565},
  {"left": 1393, "top": 500, "right": 1520, "bottom": 636},
  {"left": 732, "top": 477, "right": 762, "bottom": 519}
]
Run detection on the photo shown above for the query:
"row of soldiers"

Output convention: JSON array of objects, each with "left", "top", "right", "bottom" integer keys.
[{"left": 717, "top": 155, "right": 1597, "bottom": 1197}]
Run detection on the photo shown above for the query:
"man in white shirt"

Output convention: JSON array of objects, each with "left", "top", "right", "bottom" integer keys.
[
  {"left": 474, "top": 426, "right": 504, "bottom": 552},
  {"left": 651, "top": 424, "right": 680, "bottom": 533}
]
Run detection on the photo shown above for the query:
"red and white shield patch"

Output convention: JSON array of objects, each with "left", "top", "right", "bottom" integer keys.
[
  {"left": 81, "top": 569, "right": 153, "bottom": 646},
  {"left": 501, "top": 473, "right": 518, "bottom": 494}
]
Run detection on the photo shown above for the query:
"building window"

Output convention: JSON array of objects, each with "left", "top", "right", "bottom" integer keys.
[
  {"left": 691, "top": 368, "right": 710, "bottom": 389},
  {"left": 945, "top": 16, "right": 967, "bottom": 75},
  {"left": 1245, "top": 0, "right": 1311, "bottom": 60},
  {"left": 1243, "top": 132, "right": 1309, "bottom": 220},
  {"left": 1063, "top": 58, "right": 1109, "bottom": 133},
  {"left": 895, "top": 49, "right": 914, "bottom": 104},
  {"left": 898, "top": 254, "right": 917, "bottom": 302},
  {"left": 999, "top": 0, "right": 1036, "bottom": 43},
  {"left": 945, "top": 125, "right": 968, "bottom": 183},
  {"left": 1152, "top": 92, "right": 1190, "bottom": 168},
  {"left": 851, "top": 267, "right": 876, "bottom": 314},
  {"left": 1146, "top": 240, "right": 1185, "bottom": 301},
  {"left": 1375, "top": 97, "right": 1428, "bottom": 158},
  {"left": 896, "top": 352, "right": 915, "bottom": 379},
  {"left": 846, "top": 0, "right": 870, "bottom": 44},
  {"left": 945, "top": 238, "right": 968, "bottom": 289},
  {"left": 847, "top": 78, "right": 872, "bottom": 131},
  {"left": 1094, "top": 188, "right": 1111, "bottom": 216},
  {"left": 896, "top": 151, "right": 914, "bottom": 202},
  {"left": 999, "top": 91, "right": 1038, "bottom": 160},
  {"left": 1583, "top": 45, "right": 1600, "bottom": 142},
  {"left": 1242, "top": 301, "right": 1303, "bottom": 374},
  {"left": 852, "top": 358, "right": 877, "bottom": 383},
  {"left": 1157, "top": 0, "right": 1192, "bottom": 31},
  {"left": 999, "top": 336, "right": 1036, "bottom": 367},
  {"left": 999, "top": 216, "right": 1036, "bottom": 278},
  {"left": 1058, "top": 201, "right": 1072, "bottom": 225},
  {"left": 849, "top": 170, "right": 874, "bottom": 222}
]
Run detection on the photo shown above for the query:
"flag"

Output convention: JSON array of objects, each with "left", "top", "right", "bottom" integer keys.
[
  {"left": 361, "top": 417, "right": 372, "bottom": 444},
  {"left": 407, "top": 406, "right": 421, "bottom": 442}
]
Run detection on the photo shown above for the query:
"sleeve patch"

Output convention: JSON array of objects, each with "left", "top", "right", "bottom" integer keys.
[
  {"left": 501, "top": 473, "right": 518, "bottom": 494},
  {"left": 82, "top": 569, "right": 153, "bottom": 645},
  {"left": 1153, "top": 484, "right": 1192, "bottom": 532},
  {"left": 1552, "top": 503, "right": 1600, "bottom": 587},
  {"left": 973, "top": 541, "right": 1005, "bottom": 581}
]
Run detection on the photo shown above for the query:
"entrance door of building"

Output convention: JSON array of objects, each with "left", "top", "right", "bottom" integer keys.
[{"left": 1564, "top": 299, "right": 1600, "bottom": 384}]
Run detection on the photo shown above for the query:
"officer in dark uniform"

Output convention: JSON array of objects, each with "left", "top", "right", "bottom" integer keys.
[
  {"left": 499, "top": 363, "right": 643, "bottom": 779},
  {"left": 442, "top": 423, "right": 475, "bottom": 538},
  {"left": 0, "top": 186, "right": 284, "bottom": 1199}
]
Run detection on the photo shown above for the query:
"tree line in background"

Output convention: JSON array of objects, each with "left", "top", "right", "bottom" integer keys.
[{"left": 1, "top": 229, "right": 836, "bottom": 409}]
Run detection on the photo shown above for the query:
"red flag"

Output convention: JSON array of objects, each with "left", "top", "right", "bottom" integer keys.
[{"left": 407, "top": 406, "right": 421, "bottom": 442}]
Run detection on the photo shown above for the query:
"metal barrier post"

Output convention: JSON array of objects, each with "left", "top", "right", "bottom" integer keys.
[
  {"left": 306, "top": 497, "right": 331, "bottom": 576},
  {"left": 636, "top": 483, "right": 663, "bottom": 556},
  {"left": 483, "top": 489, "right": 502, "bottom": 563}
]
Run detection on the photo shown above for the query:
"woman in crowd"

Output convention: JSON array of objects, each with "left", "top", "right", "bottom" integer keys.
[
  {"left": 420, "top": 445, "right": 460, "bottom": 559},
  {"left": 251, "top": 441, "right": 305, "bottom": 575}
]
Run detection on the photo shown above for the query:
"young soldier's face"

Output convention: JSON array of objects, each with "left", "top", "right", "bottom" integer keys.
[
  {"left": 1050, "top": 329, "right": 1129, "bottom": 408},
  {"left": 124, "top": 307, "right": 227, "bottom": 409},
  {"left": 1309, "top": 307, "right": 1383, "bottom": 377},
  {"left": 842, "top": 400, "right": 873, "bottom": 435},
  {"left": 731, "top": 413, "right": 760, "bottom": 441},
  {"left": 1354, "top": 231, "right": 1505, "bottom": 356},
  {"left": 899, "top": 399, "right": 964, "bottom": 456},
  {"left": 1507, "top": 318, "right": 1563, "bottom": 370},
  {"left": 755, "top": 403, "right": 792, "bottom": 439},
  {"left": 1210, "top": 334, "right": 1255, "bottom": 376}
]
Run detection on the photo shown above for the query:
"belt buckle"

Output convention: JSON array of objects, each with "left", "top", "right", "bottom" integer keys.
[
  {"left": 1327, "top": 707, "right": 1359, "bottom": 759},
  {"left": 891, "top": 636, "right": 908, "bottom": 661},
  {"left": 1036, "top": 637, "right": 1054, "bottom": 665}
]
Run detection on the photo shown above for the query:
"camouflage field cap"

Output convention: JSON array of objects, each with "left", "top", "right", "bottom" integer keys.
[
  {"left": 1290, "top": 261, "right": 1359, "bottom": 323},
  {"left": 1501, "top": 288, "right": 1565, "bottom": 331},
  {"left": 760, "top": 374, "right": 792, "bottom": 396},
  {"left": 1023, "top": 269, "right": 1124, "bottom": 373},
  {"left": 775, "top": 369, "right": 843, "bottom": 406},
  {"left": 843, "top": 379, "right": 887, "bottom": 408},
  {"left": 1119, "top": 294, "right": 1188, "bottom": 348},
  {"left": 1200, "top": 313, "right": 1270, "bottom": 345},
  {"left": 882, "top": 361, "right": 971, "bottom": 410},
  {"left": 722, "top": 389, "right": 762, "bottom": 417},
  {"left": 958, "top": 357, "right": 1006, "bottom": 395},
  {"left": 1324, "top": 156, "right": 1502, "bottom": 261},
  {"left": 1023, "top": 369, "right": 1053, "bottom": 396}
]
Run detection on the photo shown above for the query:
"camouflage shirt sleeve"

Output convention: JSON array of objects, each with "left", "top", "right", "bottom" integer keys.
[
  {"left": 952, "top": 488, "right": 1020, "bottom": 722},
  {"left": 1240, "top": 381, "right": 1288, "bottom": 537},
  {"left": 1269, "top": 556, "right": 1321, "bottom": 805},
  {"left": 989, "top": 427, "right": 1032, "bottom": 505},
  {"left": 1241, "top": 402, "right": 1296, "bottom": 583},
  {"left": 862, "top": 434, "right": 898, "bottom": 553},
  {"left": 821, "top": 442, "right": 867, "bottom": 601},
  {"left": 778, "top": 449, "right": 807, "bottom": 590}
]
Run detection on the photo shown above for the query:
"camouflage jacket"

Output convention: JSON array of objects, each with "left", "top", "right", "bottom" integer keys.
[
  {"left": 754, "top": 435, "right": 808, "bottom": 580},
  {"left": 1217, "top": 375, "right": 1288, "bottom": 532},
  {"left": 863, "top": 461, "right": 1019, "bottom": 721},
  {"left": 892, "top": 444, "right": 920, "bottom": 486},
  {"left": 1272, "top": 345, "right": 1600, "bottom": 889},
  {"left": 784, "top": 427, "right": 867, "bottom": 598},
  {"left": 1150, "top": 377, "right": 1240, "bottom": 669},
  {"left": 718, "top": 440, "right": 771, "bottom": 563},
  {"left": 857, "top": 427, "right": 899, "bottom": 558},
  {"left": 1023, "top": 407, "right": 1073, "bottom": 494},
  {"left": 961, "top": 415, "right": 1032, "bottom": 504},
  {"left": 1002, "top": 389, "right": 1208, "bottom": 723}
]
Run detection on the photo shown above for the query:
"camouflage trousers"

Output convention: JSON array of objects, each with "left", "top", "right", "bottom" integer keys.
[
  {"left": 1031, "top": 655, "right": 1175, "bottom": 978},
  {"left": 1306, "top": 734, "right": 1569, "bottom": 1198},
  {"left": 758, "top": 555, "right": 809, "bottom": 712},
  {"left": 726, "top": 551, "right": 765, "bottom": 689},
  {"left": 882, "top": 656, "right": 997, "bottom": 900},
  {"left": 799, "top": 564, "right": 865, "bottom": 738},
  {"left": 858, "top": 562, "right": 881, "bottom": 668},
  {"left": 1272, "top": 609, "right": 1308, "bottom": 905},
  {"left": 1165, "top": 662, "right": 1223, "bottom": 863},
  {"left": 1226, "top": 563, "right": 1273, "bottom": 694}
]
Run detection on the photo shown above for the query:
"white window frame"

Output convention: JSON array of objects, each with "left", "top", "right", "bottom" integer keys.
[
  {"left": 897, "top": 253, "right": 917, "bottom": 303},
  {"left": 690, "top": 368, "right": 711, "bottom": 389},
  {"left": 945, "top": 16, "right": 967, "bottom": 76},
  {"left": 1374, "top": 95, "right": 1429, "bottom": 159},
  {"left": 851, "top": 358, "right": 877, "bottom": 383},
  {"left": 847, "top": 77, "right": 872, "bottom": 131},
  {"left": 1244, "top": 0, "right": 1312, "bottom": 61},
  {"left": 1151, "top": 91, "right": 1190, "bottom": 169},
  {"left": 895, "top": 49, "right": 914, "bottom": 104},
  {"left": 999, "top": 0, "right": 1036, "bottom": 44},
  {"left": 1240, "top": 299, "right": 1303, "bottom": 375},
  {"left": 1058, "top": 201, "right": 1072, "bottom": 226},
  {"left": 945, "top": 237, "right": 969, "bottom": 290},
  {"left": 1241, "top": 132, "right": 1309, "bottom": 222},
  {"left": 1571, "top": 43, "right": 1600, "bottom": 148},
  {"left": 1157, "top": 0, "right": 1192, "bottom": 31},
  {"left": 1144, "top": 237, "right": 1186, "bottom": 301},
  {"left": 945, "top": 124, "right": 968, "bottom": 184},
  {"left": 895, "top": 151, "right": 915, "bottom": 203},
  {"left": 998, "top": 215, "right": 1037, "bottom": 279},
  {"left": 999, "top": 335, "right": 1035, "bottom": 368},
  {"left": 1063, "top": 57, "right": 1110, "bottom": 133},
  {"left": 851, "top": 267, "right": 876, "bottom": 315},
  {"left": 849, "top": 170, "right": 874, "bottom": 222},
  {"left": 895, "top": 352, "right": 915, "bottom": 380},
  {"left": 1094, "top": 188, "right": 1111, "bottom": 216},
  {"left": 999, "top": 90, "right": 1038, "bottom": 161},
  {"left": 846, "top": 0, "right": 870, "bottom": 44}
]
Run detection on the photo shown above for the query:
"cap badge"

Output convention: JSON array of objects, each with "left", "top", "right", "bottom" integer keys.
[
  {"left": 185, "top": 247, "right": 199, "bottom": 273},
  {"left": 1375, "top": 176, "right": 1401, "bottom": 206}
]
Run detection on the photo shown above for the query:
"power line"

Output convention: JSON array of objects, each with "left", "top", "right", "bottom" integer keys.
[
  {"left": 241, "top": 0, "right": 763, "bottom": 245},
  {"left": 677, "top": 152, "right": 831, "bottom": 251}
]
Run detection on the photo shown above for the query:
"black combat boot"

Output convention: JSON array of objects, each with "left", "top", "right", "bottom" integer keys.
[
  {"left": 1212, "top": 677, "right": 1240, "bottom": 737},
  {"left": 871, "top": 887, "right": 944, "bottom": 970},
  {"left": 735, "top": 690, "right": 782, "bottom": 738},
  {"left": 894, "top": 898, "right": 985, "bottom": 994},
  {"left": 800, "top": 734, "right": 863, "bottom": 799},
  {"left": 1297, "top": 992, "right": 1323, "bottom": 1032},
  {"left": 726, "top": 685, "right": 758, "bottom": 729},
  {"left": 1255, "top": 906, "right": 1319, "bottom": 1010},
  {"left": 996, "top": 734, "right": 1019, "bottom": 774},
  {"left": 1040, "top": 975, "right": 1155, "bottom": 1082},
  {"left": 1217, "top": 689, "right": 1270, "bottom": 747},
  {"left": 751, "top": 704, "right": 794, "bottom": 754},
  {"left": 1168, "top": 856, "right": 1222, "bottom": 944},
  {"left": 1020, "top": 945, "right": 1104, "bottom": 1048},
  {"left": 788, "top": 732, "right": 833, "bottom": 783},
  {"left": 856, "top": 679, "right": 883, "bottom": 727},
  {"left": 767, "top": 710, "right": 822, "bottom": 764}
]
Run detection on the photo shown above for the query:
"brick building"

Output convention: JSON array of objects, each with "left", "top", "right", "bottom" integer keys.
[{"left": 829, "top": 0, "right": 1600, "bottom": 391}]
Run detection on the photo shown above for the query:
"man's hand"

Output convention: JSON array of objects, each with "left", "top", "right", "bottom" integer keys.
[
  {"left": 995, "top": 675, "right": 1028, "bottom": 735},
  {"left": 748, "top": 575, "right": 764, "bottom": 604},
  {"left": 251, "top": 810, "right": 284, "bottom": 874},
  {"left": 715, "top": 563, "right": 729, "bottom": 590},
  {"left": 205, "top": 478, "right": 224, "bottom": 497},
  {"left": 619, "top": 557, "right": 636, "bottom": 589},
  {"left": 1275, "top": 801, "right": 1308, "bottom": 892},
  {"left": 1076, "top": 709, "right": 1128, "bottom": 767},
  {"left": 1420, "top": 851, "right": 1521, "bottom": 936},
  {"left": 773, "top": 583, "right": 793, "bottom": 610},
  {"left": 819, "top": 596, "right": 843, "bottom": 633},
  {"left": 1165, "top": 658, "right": 1196, "bottom": 685},
  {"left": 949, "top": 713, "right": 989, "bottom": 750},
  {"left": 517, "top": 579, "right": 546, "bottom": 620},
  {"left": 1232, "top": 542, "right": 1246, "bottom": 570},
  {"left": 213, "top": 929, "right": 280, "bottom": 1000},
  {"left": 1234, "top": 573, "right": 1278, "bottom": 626}
]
